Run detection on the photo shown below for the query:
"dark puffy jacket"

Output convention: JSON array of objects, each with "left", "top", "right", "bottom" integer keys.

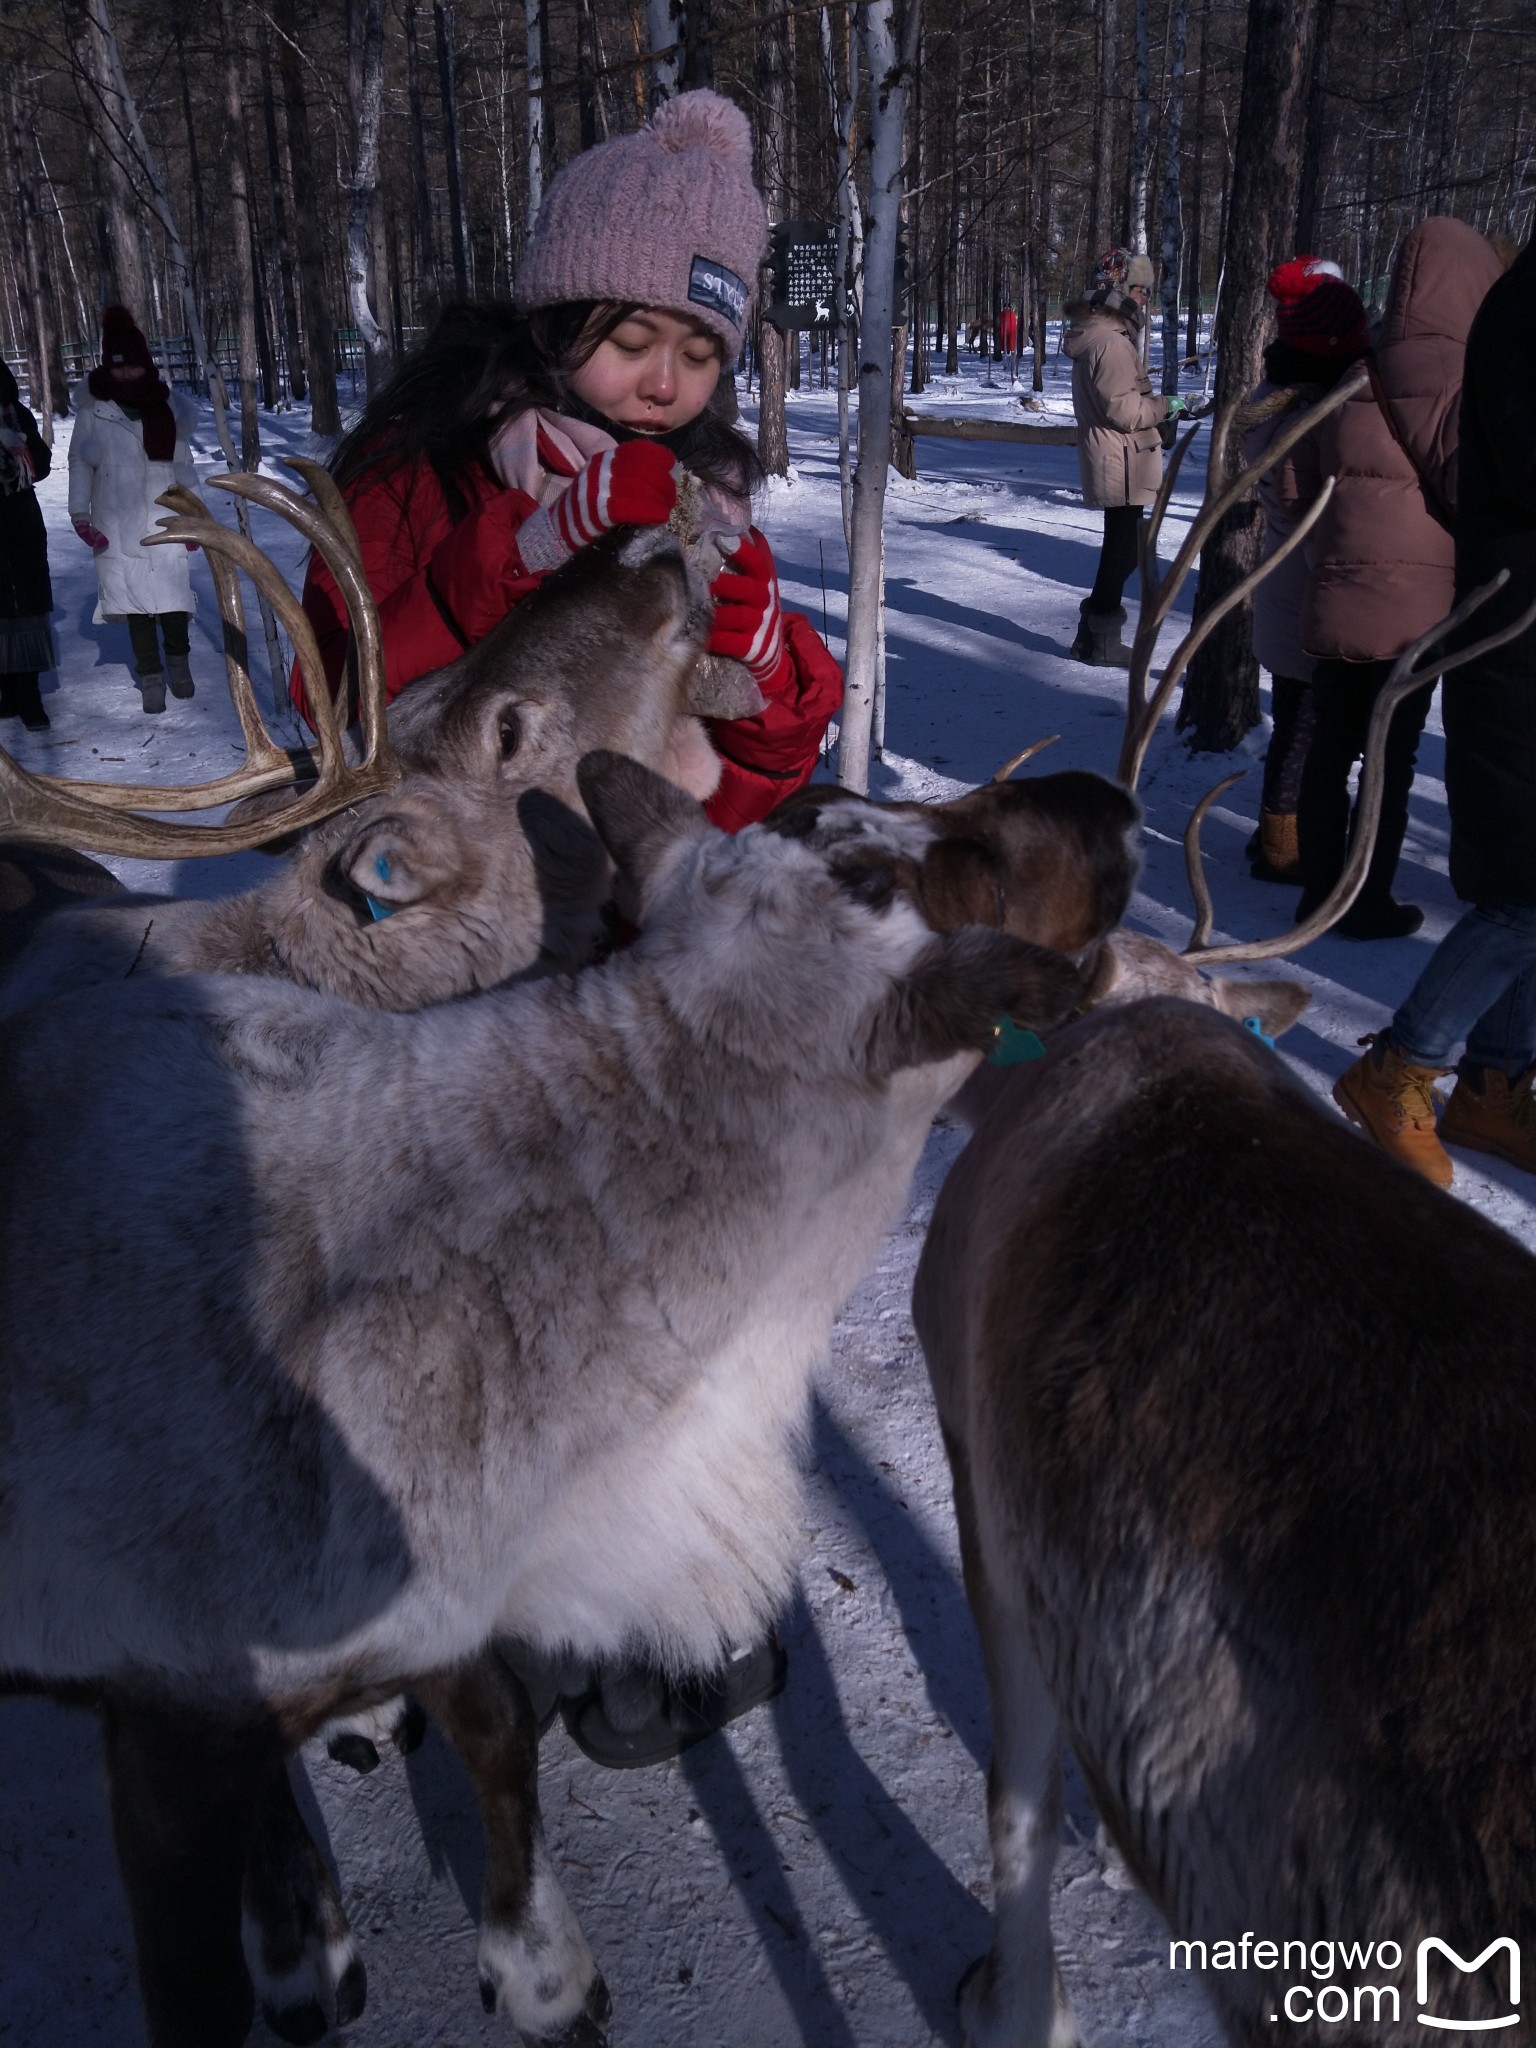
[
  {"left": 1443, "top": 240, "right": 1536, "bottom": 906},
  {"left": 0, "top": 401, "right": 53, "bottom": 623},
  {"left": 1278, "top": 217, "right": 1503, "bottom": 662}
]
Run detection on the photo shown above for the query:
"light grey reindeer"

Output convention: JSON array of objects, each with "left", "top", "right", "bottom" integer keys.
[
  {"left": 0, "top": 751, "right": 1140, "bottom": 2048},
  {"left": 0, "top": 459, "right": 766, "bottom": 2041},
  {"left": 0, "top": 464, "right": 761, "bottom": 1016},
  {"left": 908, "top": 585, "right": 1536, "bottom": 2048}
]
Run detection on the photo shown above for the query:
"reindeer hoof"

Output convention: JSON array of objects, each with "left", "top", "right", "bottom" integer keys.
[
  {"left": 393, "top": 1695, "right": 428, "bottom": 1755},
  {"left": 263, "top": 1995, "right": 328, "bottom": 2045},
  {"left": 336, "top": 1952, "right": 368, "bottom": 2025}
]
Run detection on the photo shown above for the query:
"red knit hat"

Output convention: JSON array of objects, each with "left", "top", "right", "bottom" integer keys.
[{"left": 1266, "top": 259, "right": 1371, "bottom": 360}]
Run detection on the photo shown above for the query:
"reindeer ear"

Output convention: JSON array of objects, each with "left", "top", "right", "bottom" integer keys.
[
  {"left": 335, "top": 814, "right": 455, "bottom": 911},
  {"left": 919, "top": 836, "right": 1004, "bottom": 929},
  {"left": 1207, "top": 975, "right": 1312, "bottom": 1038},
  {"left": 865, "top": 930, "right": 1085, "bottom": 1078},
  {"left": 576, "top": 750, "right": 711, "bottom": 903}
]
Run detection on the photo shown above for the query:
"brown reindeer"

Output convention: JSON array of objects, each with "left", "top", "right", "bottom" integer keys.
[{"left": 912, "top": 994, "right": 1536, "bottom": 2047}]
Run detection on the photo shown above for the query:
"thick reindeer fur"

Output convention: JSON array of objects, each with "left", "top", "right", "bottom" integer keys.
[
  {"left": 0, "top": 755, "right": 1108, "bottom": 2046},
  {"left": 914, "top": 1000, "right": 1536, "bottom": 2048},
  {"left": 0, "top": 527, "right": 759, "bottom": 1018}
]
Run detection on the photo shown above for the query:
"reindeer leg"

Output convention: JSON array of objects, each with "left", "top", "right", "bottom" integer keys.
[
  {"left": 945, "top": 1431, "right": 1083, "bottom": 2048},
  {"left": 419, "top": 1648, "right": 610, "bottom": 2047},
  {"left": 241, "top": 1762, "right": 367, "bottom": 2043},
  {"left": 322, "top": 1691, "right": 428, "bottom": 1773},
  {"left": 101, "top": 1692, "right": 270, "bottom": 2048}
]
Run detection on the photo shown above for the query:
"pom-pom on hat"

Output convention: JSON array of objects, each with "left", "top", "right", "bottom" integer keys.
[
  {"left": 1092, "top": 247, "right": 1155, "bottom": 294},
  {"left": 1266, "top": 255, "right": 1346, "bottom": 305},
  {"left": 1271, "top": 271, "right": 1371, "bottom": 361},
  {"left": 515, "top": 90, "right": 769, "bottom": 357}
]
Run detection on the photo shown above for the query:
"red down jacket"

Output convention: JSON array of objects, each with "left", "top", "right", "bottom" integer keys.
[{"left": 295, "top": 451, "right": 844, "bottom": 832}]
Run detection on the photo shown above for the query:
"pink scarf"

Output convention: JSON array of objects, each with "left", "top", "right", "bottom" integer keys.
[{"left": 489, "top": 407, "right": 751, "bottom": 549}]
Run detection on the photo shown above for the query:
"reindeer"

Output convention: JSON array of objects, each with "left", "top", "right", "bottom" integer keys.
[
  {"left": 0, "top": 748, "right": 1142, "bottom": 2048},
  {"left": 0, "top": 463, "right": 762, "bottom": 1015},
  {"left": 905, "top": 574, "right": 1536, "bottom": 2048}
]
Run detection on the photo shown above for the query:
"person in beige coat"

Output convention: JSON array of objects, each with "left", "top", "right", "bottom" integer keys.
[
  {"left": 1063, "top": 248, "right": 1186, "bottom": 665},
  {"left": 1278, "top": 216, "right": 1505, "bottom": 939}
]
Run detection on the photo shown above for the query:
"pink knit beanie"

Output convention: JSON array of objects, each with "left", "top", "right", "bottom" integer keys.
[{"left": 515, "top": 90, "right": 768, "bottom": 357}]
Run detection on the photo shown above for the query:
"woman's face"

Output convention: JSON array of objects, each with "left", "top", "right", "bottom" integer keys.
[{"left": 567, "top": 309, "right": 723, "bottom": 433}]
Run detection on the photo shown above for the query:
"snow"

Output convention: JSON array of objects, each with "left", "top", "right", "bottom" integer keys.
[{"left": 3, "top": 351, "right": 1531, "bottom": 2048}]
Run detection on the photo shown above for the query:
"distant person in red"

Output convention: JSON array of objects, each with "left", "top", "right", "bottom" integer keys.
[
  {"left": 997, "top": 304, "right": 1019, "bottom": 383},
  {"left": 296, "top": 92, "right": 841, "bottom": 834}
]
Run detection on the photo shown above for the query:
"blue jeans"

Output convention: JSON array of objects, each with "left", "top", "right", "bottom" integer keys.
[{"left": 1391, "top": 903, "right": 1536, "bottom": 1072}]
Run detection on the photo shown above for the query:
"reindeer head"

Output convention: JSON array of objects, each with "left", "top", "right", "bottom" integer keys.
[{"left": 577, "top": 752, "right": 1090, "bottom": 1087}]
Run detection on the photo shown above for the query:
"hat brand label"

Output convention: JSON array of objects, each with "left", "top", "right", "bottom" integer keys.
[{"left": 689, "top": 256, "right": 748, "bottom": 329}]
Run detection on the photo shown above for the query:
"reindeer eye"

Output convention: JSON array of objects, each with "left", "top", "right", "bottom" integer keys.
[{"left": 499, "top": 713, "right": 521, "bottom": 760}]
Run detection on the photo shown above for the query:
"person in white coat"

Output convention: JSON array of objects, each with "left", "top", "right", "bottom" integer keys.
[{"left": 68, "top": 305, "right": 199, "bottom": 714}]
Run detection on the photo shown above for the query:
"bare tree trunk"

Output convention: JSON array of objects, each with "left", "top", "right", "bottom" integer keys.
[
  {"left": 1178, "top": 0, "right": 1321, "bottom": 750},
  {"left": 258, "top": 20, "right": 305, "bottom": 400},
  {"left": 1294, "top": 0, "right": 1336, "bottom": 250},
  {"left": 222, "top": 5, "right": 262, "bottom": 462},
  {"left": 1184, "top": 0, "right": 1209, "bottom": 369},
  {"left": 347, "top": 0, "right": 392, "bottom": 396},
  {"left": 1157, "top": 0, "right": 1187, "bottom": 394},
  {"left": 277, "top": 2, "right": 340, "bottom": 433},
  {"left": 755, "top": 0, "right": 790, "bottom": 478},
  {"left": 172, "top": 23, "right": 209, "bottom": 319},
  {"left": 7, "top": 69, "right": 58, "bottom": 439},
  {"left": 434, "top": 2, "right": 470, "bottom": 295},
  {"left": 821, "top": 0, "right": 858, "bottom": 549},
  {"left": 525, "top": 0, "right": 547, "bottom": 223},
  {"left": 405, "top": 2, "right": 442, "bottom": 313},
  {"left": 79, "top": 0, "right": 150, "bottom": 316},
  {"left": 1127, "top": 0, "right": 1151, "bottom": 253},
  {"left": 839, "top": 0, "right": 919, "bottom": 795},
  {"left": 1087, "top": 0, "right": 1117, "bottom": 263}
]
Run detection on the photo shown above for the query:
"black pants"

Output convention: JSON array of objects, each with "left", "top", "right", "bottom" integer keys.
[
  {"left": 1261, "top": 676, "right": 1319, "bottom": 814},
  {"left": 127, "top": 611, "right": 191, "bottom": 674},
  {"left": 1296, "top": 657, "right": 1435, "bottom": 908},
  {"left": 1084, "top": 506, "right": 1145, "bottom": 615}
]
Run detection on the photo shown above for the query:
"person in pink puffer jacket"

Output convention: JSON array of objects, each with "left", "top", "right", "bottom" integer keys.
[{"left": 1278, "top": 216, "right": 1504, "bottom": 939}]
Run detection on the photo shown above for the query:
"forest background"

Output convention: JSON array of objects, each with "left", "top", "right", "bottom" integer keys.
[{"left": 2, "top": 0, "right": 1532, "bottom": 752}]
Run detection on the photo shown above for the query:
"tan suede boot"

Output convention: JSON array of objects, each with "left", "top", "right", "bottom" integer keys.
[
  {"left": 1249, "top": 809, "right": 1302, "bottom": 884},
  {"left": 1333, "top": 1035, "right": 1454, "bottom": 1188},
  {"left": 1439, "top": 1064, "right": 1536, "bottom": 1175}
]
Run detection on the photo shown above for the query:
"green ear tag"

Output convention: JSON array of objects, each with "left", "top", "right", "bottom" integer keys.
[{"left": 988, "top": 1016, "right": 1047, "bottom": 1066}]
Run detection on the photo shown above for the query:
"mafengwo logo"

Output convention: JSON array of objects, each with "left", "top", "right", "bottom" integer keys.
[{"left": 1417, "top": 1937, "right": 1521, "bottom": 2032}]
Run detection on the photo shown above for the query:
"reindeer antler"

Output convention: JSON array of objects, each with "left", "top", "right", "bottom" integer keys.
[
  {"left": 0, "top": 463, "right": 397, "bottom": 858},
  {"left": 993, "top": 736, "right": 1061, "bottom": 781},
  {"left": 1180, "top": 573, "right": 1536, "bottom": 964},
  {"left": 1118, "top": 364, "right": 1369, "bottom": 791}
]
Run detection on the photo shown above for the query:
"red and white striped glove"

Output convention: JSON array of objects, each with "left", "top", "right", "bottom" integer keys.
[
  {"left": 514, "top": 439, "right": 678, "bottom": 574},
  {"left": 707, "top": 527, "right": 787, "bottom": 686}
]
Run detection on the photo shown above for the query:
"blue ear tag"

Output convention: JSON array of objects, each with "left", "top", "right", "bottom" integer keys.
[
  {"left": 365, "top": 851, "right": 396, "bottom": 921},
  {"left": 988, "top": 1016, "right": 1047, "bottom": 1066},
  {"left": 1242, "top": 1015, "right": 1275, "bottom": 1050}
]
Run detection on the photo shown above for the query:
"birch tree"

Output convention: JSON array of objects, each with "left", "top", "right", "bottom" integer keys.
[
  {"left": 1157, "top": 0, "right": 1187, "bottom": 394},
  {"left": 346, "top": 0, "right": 392, "bottom": 394},
  {"left": 1178, "top": 0, "right": 1321, "bottom": 749},
  {"left": 647, "top": 0, "right": 683, "bottom": 101},
  {"left": 838, "top": 0, "right": 920, "bottom": 796}
]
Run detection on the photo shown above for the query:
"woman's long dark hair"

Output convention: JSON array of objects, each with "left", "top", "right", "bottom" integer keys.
[{"left": 329, "top": 299, "right": 763, "bottom": 518}]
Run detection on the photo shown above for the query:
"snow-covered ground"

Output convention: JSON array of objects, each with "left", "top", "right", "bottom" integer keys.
[{"left": 3, "top": 350, "right": 1531, "bottom": 2048}]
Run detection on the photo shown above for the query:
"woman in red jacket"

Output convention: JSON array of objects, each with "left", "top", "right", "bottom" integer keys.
[{"left": 299, "top": 88, "right": 841, "bottom": 833}]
